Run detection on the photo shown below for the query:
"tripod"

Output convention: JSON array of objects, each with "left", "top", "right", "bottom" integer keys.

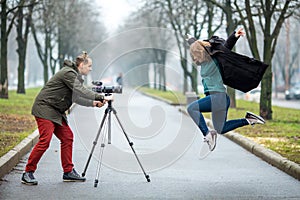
[{"left": 81, "top": 99, "right": 151, "bottom": 187}]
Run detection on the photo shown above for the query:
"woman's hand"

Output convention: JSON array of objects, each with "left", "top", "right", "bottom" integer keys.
[{"left": 235, "top": 27, "right": 245, "bottom": 37}]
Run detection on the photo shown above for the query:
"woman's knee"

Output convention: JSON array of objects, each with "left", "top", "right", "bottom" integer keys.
[{"left": 187, "top": 103, "right": 194, "bottom": 115}]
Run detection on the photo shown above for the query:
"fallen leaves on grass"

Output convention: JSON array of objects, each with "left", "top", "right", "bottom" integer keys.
[
  {"left": 0, "top": 113, "right": 35, "bottom": 133},
  {"left": 0, "top": 113, "right": 36, "bottom": 157},
  {"left": 248, "top": 136, "right": 300, "bottom": 164}
]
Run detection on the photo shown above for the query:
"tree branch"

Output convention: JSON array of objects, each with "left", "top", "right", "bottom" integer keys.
[{"left": 271, "top": 0, "right": 290, "bottom": 39}]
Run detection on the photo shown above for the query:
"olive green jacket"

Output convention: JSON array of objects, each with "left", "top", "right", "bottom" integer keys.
[{"left": 31, "top": 60, "right": 104, "bottom": 125}]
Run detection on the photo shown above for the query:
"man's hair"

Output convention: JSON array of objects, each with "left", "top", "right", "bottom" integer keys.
[
  {"left": 189, "top": 41, "right": 211, "bottom": 64},
  {"left": 75, "top": 51, "right": 90, "bottom": 66}
]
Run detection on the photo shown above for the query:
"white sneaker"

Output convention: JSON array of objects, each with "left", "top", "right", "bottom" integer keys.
[
  {"left": 204, "top": 130, "right": 217, "bottom": 151},
  {"left": 245, "top": 111, "right": 265, "bottom": 126}
]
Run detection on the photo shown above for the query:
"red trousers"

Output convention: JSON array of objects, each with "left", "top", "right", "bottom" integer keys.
[{"left": 25, "top": 117, "right": 74, "bottom": 173}]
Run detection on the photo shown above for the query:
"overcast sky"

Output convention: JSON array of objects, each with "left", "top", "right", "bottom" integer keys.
[{"left": 96, "top": 0, "right": 141, "bottom": 33}]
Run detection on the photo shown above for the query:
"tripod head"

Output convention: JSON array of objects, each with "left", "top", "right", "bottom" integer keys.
[
  {"left": 103, "top": 93, "right": 114, "bottom": 107},
  {"left": 107, "top": 99, "right": 113, "bottom": 108}
]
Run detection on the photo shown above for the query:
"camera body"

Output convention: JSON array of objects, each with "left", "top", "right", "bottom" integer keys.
[{"left": 92, "top": 81, "right": 122, "bottom": 94}]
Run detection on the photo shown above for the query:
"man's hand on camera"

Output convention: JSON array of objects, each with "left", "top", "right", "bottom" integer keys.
[{"left": 93, "top": 100, "right": 105, "bottom": 108}]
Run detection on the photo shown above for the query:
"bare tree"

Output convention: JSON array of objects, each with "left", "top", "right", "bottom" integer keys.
[
  {"left": 234, "top": 0, "right": 300, "bottom": 119},
  {"left": 15, "top": 0, "right": 37, "bottom": 94},
  {"left": 273, "top": 18, "right": 300, "bottom": 93},
  {"left": 0, "top": 0, "right": 19, "bottom": 98},
  {"left": 140, "top": 2, "right": 173, "bottom": 91},
  {"left": 283, "top": 19, "right": 300, "bottom": 87},
  {"left": 150, "top": 0, "right": 224, "bottom": 94},
  {"left": 31, "top": 0, "right": 57, "bottom": 84},
  {"left": 56, "top": 0, "right": 106, "bottom": 67},
  {"left": 31, "top": 0, "right": 106, "bottom": 83}
]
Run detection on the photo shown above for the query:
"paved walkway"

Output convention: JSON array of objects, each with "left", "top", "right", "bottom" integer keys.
[{"left": 1, "top": 89, "right": 300, "bottom": 199}]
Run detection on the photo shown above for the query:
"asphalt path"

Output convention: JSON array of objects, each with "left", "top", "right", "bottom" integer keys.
[
  {"left": 272, "top": 98, "right": 300, "bottom": 109},
  {"left": 1, "top": 89, "right": 300, "bottom": 199}
]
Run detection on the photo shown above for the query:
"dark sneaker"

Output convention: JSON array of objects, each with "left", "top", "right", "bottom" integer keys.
[
  {"left": 63, "top": 169, "right": 86, "bottom": 182},
  {"left": 21, "top": 172, "right": 38, "bottom": 185},
  {"left": 245, "top": 111, "right": 265, "bottom": 126}
]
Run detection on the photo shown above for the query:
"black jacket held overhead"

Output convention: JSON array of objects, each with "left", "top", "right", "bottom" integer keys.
[
  {"left": 31, "top": 60, "right": 104, "bottom": 125},
  {"left": 204, "top": 32, "right": 269, "bottom": 93}
]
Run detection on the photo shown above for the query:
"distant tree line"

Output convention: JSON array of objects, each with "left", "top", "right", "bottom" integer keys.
[
  {"left": 1, "top": 0, "right": 300, "bottom": 120},
  {"left": 0, "top": 0, "right": 106, "bottom": 97}
]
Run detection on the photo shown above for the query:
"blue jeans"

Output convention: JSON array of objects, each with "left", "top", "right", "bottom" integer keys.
[{"left": 187, "top": 92, "right": 248, "bottom": 136}]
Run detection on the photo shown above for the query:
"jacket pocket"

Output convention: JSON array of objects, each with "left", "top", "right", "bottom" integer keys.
[{"left": 52, "top": 96, "right": 70, "bottom": 113}]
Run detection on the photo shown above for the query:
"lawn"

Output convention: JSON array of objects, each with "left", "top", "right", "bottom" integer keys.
[
  {"left": 138, "top": 87, "right": 300, "bottom": 164},
  {"left": 0, "top": 88, "right": 41, "bottom": 157},
  {"left": 139, "top": 87, "right": 186, "bottom": 105}
]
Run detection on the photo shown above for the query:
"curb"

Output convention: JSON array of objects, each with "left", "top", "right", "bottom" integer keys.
[
  {"left": 224, "top": 131, "right": 300, "bottom": 180},
  {"left": 0, "top": 130, "right": 39, "bottom": 179},
  {"left": 178, "top": 106, "right": 300, "bottom": 181}
]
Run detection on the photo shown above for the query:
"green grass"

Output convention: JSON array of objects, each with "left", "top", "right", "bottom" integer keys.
[
  {"left": 0, "top": 87, "right": 41, "bottom": 157},
  {"left": 0, "top": 87, "right": 41, "bottom": 115},
  {"left": 139, "top": 87, "right": 300, "bottom": 164},
  {"left": 138, "top": 87, "right": 187, "bottom": 104},
  {"left": 0, "top": 131, "right": 32, "bottom": 156},
  {"left": 227, "top": 100, "right": 300, "bottom": 164}
]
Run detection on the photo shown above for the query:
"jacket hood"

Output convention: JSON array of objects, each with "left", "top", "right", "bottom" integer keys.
[{"left": 63, "top": 59, "right": 78, "bottom": 72}]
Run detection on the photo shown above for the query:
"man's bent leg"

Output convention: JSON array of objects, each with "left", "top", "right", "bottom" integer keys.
[
  {"left": 54, "top": 120, "right": 74, "bottom": 173},
  {"left": 25, "top": 117, "right": 55, "bottom": 172}
]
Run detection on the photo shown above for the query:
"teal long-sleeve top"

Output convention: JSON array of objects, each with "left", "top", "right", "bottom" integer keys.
[{"left": 200, "top": 58, "right": 226, "bottom": 95}]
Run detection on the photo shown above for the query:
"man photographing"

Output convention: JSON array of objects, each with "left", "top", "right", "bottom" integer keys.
[{"left": 22, "top": 51, "right": 109, "bottom": 185}]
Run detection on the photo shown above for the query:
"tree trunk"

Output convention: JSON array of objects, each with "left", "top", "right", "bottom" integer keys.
[
  {"left": 160, "top": 57, "right": 167, "bottom": 92},
  {"left": 0, "top": 1, "right": 9, "bottom": 98},
  {"left": 17, "top": 55, "right": 26, "bottom": 94},
  {"left": 160, "top": 66, "right": 167, "bottom": 91},
  {"left": 261, "top": 39, "right": 273, "bottom": 119},
  {"left": 16, "top": 6, "right": 26, "bottom": 94},
  {"left": 191, "top": 66, "right": 198, "bottom": 94},
  {"left": 58, "top": 23, "right": 66, "bottom": 69},
  {"left": 285, "top": 19, "right": 290, "bottom": 91},
  {"left": 181, "top": 57, "right": 188, "bottom": 93},
  {"left": 156, "top": 50, "right": 167, "bottom": 91},
  {"left": 260, "top": 66, "right": 273, "bottom": 119},
  {"left": 154, "top": 63, "right": 157, "bottom": 89},
  {"left": 31, "top": 19, "right": 50, "bottom": 84},
  {"left": 224, "top": 0, "right": 236, "bottom": 108},
  {"left": 43, "top": 60, "right": 49, "bottom": 85},
  {"left": 183, "top": 48, "right": 198, "bottom": 94}
]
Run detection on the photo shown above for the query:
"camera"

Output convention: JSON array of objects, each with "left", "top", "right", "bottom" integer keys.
[{"left": 92, "top": 81, "right": 122, "bottom": 94}]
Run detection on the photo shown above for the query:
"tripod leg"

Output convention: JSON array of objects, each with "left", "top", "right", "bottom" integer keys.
[
  {"left": 94, "top": 142, "right": 106, "bottom": 187},
  {"left": 108, "top": 110, "right": 112, "bottom": 144},
  {"left": 82, "top": 112, "right": 108, "bottom": 177},
  {"left": 113, "top": 111, "right": 151, "bottom": 182}
]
